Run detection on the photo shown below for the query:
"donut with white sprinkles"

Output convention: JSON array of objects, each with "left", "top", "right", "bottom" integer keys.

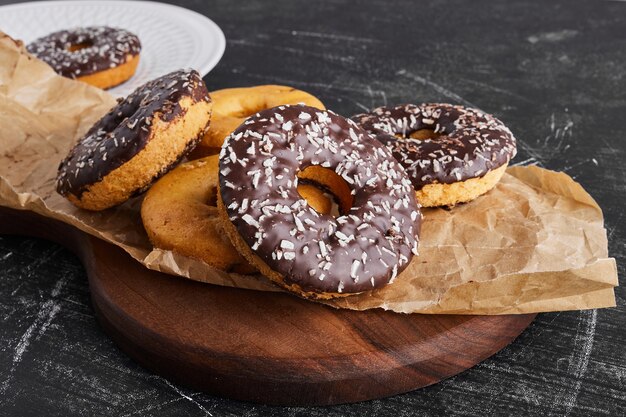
[
  {"left": 353, "top": 103, "right": 517, "bottom": 207},
  {"left": 217, "top": 105, "right": 422, "bottom": 299},
  {"left": 57, "top": 69, "right": 212, "bottom": 211},
  {"left": 27, "top": 26, "right": 141, "bottom": 89}
]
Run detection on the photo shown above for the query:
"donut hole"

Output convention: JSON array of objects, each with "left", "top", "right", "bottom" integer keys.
[
  {"left": 67, "top": 40, "right": 94, "bottom": 52},
  {"left": 205, "top": 186, "right": 218, "bottom": 207},
  {"left": 232, "top": 89, "right": 299, "bottom": 119},
  {"left": 297, "top": 165, "right": 352, "bottom": 217},
  {"left": 233, "top": 107, "right": 259, "bottom": 119},
  {"left": 297, "top": 182, "right": 339, "bottom": 216},
  {"left": 229, "top": 98, "right": 271, "bottom": 119},
  {"left": 396, "top": 129, "right": 442, "bottom": 140}
]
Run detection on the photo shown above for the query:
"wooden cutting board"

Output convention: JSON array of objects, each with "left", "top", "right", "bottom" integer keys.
[{"left": 0, "top": 207, "right": 535, "bottom": 406}]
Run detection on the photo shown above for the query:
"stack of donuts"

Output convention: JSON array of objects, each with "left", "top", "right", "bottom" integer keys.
[{"left": 53, "top": 48, "right": 516, "bottom": 299}]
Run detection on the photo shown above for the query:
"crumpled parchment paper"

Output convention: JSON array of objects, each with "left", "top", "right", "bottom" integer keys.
[{"left": 0, "top": 32, "right": 617, "bottom": 314}]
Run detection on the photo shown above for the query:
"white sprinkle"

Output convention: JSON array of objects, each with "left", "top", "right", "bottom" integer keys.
[
  {"left": 318, "top": 241, "right": 328, "bottom": 257},
  {"left": 242, "top": 214, "right": 259, "bottom": 228},
  {"left": 294, "top": 215, "right": 305, "bottom": 232},
  {"left": 390, "top": 265, "right": 398, "bottom": 283},
  {"left": 239, "top": 198, "right": 249, "bottom": 213},
  {"left": 382, "top": 246, "right": 396, "bottom": 257},
  {"left": 280, "top": 240, "right": 295, "bottom": 250},
  {"left": 350, "top": 260, "right": 360, "bottom": 279}
]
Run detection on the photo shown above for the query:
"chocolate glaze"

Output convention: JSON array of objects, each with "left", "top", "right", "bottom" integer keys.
[
  {"left": 26, "top": 26, "right": 141, "bottom": 79},
  {"left": 352, "top": 104, "right": 517, "bottom": 190},
  {"left": 219, "top": 105, "right": 421, "bottom": 294},
  {"left": 57, "top": 69, "right": 210, "bottom": 198}
]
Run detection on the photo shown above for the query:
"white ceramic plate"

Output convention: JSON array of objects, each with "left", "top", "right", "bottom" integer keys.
[{"left": 0, "top": 0, "right": 226, "bottom": 96}]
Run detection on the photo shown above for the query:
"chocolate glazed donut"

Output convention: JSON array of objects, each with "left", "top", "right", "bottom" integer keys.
[
  {"left": 57, "top": 69, "right": 212, "bottom": 211},
  {"left": 218, "top": 105, "right": 421, "bottom": 299},
  {"left": 353, "top": 104, "right": 517, "bottom": 207},
  {"left": 27, "top": 26, "right": 141, "bottom": 89}
]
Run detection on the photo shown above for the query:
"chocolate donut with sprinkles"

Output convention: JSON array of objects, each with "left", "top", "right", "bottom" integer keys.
[
  {"left": 352, "top": 103, "right": 517, "bottom": 207},
  {"left": 217, "top": 104, "right": 421, "bottom": 299},
  {"left": 27, "top": 26, "right": 141, "bottom": 89},
  {"left": 57, "top": 69, "right": 212, "bottom": 211}
]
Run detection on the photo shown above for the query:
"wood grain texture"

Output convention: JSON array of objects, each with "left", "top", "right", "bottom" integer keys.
[
  {"left": 1, "top": 0, "right": 625, "bottom": 415},
  {"left": 0, "top": 207, "right": 535, "bottom": 406}
]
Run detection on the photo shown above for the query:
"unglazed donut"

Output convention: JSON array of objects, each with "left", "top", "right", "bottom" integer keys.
[
  {"left": 189, "top": 85, "right": 325, "bottom": 158},
  {"left": 218, "top": 105, "right": 421, "bottom": 299},
  {"left": 57, "top": 69, "right": 212, "bottom": 211},
  {"left": 141, "top": 155, "right": 333, "bottom": 274},
  {"left": 353, "top": 103, "right": 517, "bottom": 207},
  {"left": 141, "top": 155, "right": 256, "bottom": 274},
  {"left": 27, "top": 26, "right": 141, "bottom": 89}
]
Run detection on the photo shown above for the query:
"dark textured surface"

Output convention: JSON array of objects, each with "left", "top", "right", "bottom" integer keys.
[{"left": 1, "top": 0, "right": 625, "bottom": 415}]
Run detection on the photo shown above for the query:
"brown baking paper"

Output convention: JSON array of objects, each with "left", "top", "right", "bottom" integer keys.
[{"left": 0, "top": 32, "right": 618, "bottom": 314}]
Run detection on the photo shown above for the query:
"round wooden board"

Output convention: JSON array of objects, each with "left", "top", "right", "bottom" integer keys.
[{"left": 0, "top": 207, "right": 536, "bottom": 406}]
